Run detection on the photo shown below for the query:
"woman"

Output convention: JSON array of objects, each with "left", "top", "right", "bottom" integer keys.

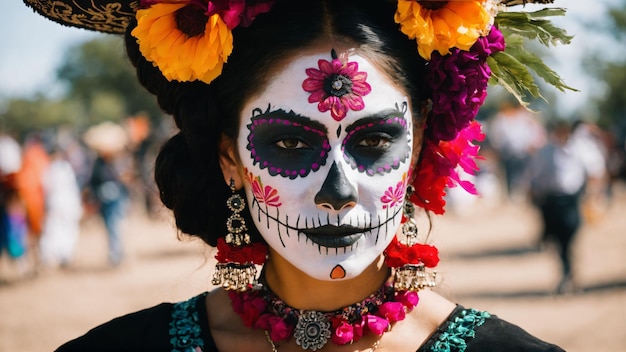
[{"left": 24, "top": 0, "right": 569, "bottom": 351}]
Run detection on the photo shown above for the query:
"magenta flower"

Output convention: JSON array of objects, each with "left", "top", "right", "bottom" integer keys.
[
  {"left": 426, "top": 27, "right": 505, "bottom": 142},
  {"left": 255, "top": 313, "right": 293, "bottom": 342},
  {"left": 140, "top": 0, "right": 273, "bottom": 29},
  {"left": 302, "top": 51, "right": 372, "bottom": 121},
  {"left": 207, "top": 0, "right": 274, "bottom": 29},
  {"left": 331, "top": 322, "right": 354, "bottom": 345},
  {"left": 378, "top": 301, "right": 406, "bottom": 323},
  {"left": 396, "top": 291, "right": 419, "bottom": 311},
  {"left": 363, "top": 314, "right": 389, "bottom": 335}
]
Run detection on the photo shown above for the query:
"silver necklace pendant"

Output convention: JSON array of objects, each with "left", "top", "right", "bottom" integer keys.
[{"left": 294, "top": 311, "right": 331, "bottom": 351}]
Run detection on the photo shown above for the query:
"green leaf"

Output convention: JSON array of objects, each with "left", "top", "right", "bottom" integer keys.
[
  {"left": 489, "top": 7, "right": 577, "bottom": 106},
  {"left": 496, "top": 9, "right": 573, "bottom": 47}
]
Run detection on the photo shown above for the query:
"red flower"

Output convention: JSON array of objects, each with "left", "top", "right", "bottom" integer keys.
[
  {"left": 384, "top": 237, "right": 439, "bottom": 268},
  {"left": 302, "top": 52, "right": 372, "bottom": 121},
  {"left": 215, "top": 237, "right": 268, "bottom": 264},
  {"left": 411, "top": 121, "right": 485, "bottom": 214}
]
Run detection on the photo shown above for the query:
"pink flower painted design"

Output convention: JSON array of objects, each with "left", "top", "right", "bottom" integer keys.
[
  {"left": 381, "top": 173, "right": 407, "bottom": 209},
  {"left": 302, "top": 50, "right": 372, "bottom": 121},
  {"left": 245, "top": 168, "right": 282, "bottom": 207}
]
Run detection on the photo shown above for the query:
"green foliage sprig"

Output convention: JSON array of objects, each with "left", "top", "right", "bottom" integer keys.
[{"left": 490, "top": 8, "right": 577, "bottom": 106}]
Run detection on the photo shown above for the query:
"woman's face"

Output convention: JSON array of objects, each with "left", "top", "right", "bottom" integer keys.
[{"left": 236, "top": 49, "right": 416, "bottom": 281}]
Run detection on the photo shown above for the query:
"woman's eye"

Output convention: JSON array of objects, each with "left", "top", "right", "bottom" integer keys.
[
  {"left": 357, "top": 135, "right": 390, "bottom": 148},
  {"left": 276, "top": 138, "right": 309, "bottom": 149}
]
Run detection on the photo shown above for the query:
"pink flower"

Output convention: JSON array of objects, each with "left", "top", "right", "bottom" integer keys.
[
  {"left": 364, "top": 314, "right": 389, "bottom": 336},
  {"left": 331, "top": 322, "right": 355, "bottom": 345},
  {"left": 302, "top": 51, "right": 372, "bottom": 121},
  {"left": 396, "top": 291, "right": 419, "bottom": 311},
  {"left": 378, "top": 302, "right": 406, "bottom": 323}
]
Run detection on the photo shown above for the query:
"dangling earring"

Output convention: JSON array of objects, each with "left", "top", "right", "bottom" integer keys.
[
  {"left": 212, "top": 179, "right": 268, "bottom": 292},
  {"left": 384, "top": 184, "right": 439, "bottom": 291}
]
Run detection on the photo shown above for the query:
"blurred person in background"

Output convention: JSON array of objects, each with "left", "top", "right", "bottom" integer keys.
[
  {"left": 39, "top": 143, "right": 84, "bottom": 268},
  {"left": 529, "top": 120, "right": 606, "bottom": 294},
  {"left": 0, "top": 133, "right": 28, "bottom": 278},
  {"left": 489, "top": 99, "right": 546, "bottom": 203},
  {"left": 84, "top": 122, "right": 132, "bottom": 267},
  {"left": 12, "top": 132, "right": 50, "bottom": 275}
]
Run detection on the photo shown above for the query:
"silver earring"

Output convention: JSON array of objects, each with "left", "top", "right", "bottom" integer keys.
[
  {"left": 225, "top": 179, "right": 251, "bottom": 246},
  {"left": 393, "top": 185, "right": 437, "bottom": 291}
]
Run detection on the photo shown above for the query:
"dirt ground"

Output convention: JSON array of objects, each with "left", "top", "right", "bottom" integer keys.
[{"left": 1, "top": 183, "right": 625, "bottom": 352}]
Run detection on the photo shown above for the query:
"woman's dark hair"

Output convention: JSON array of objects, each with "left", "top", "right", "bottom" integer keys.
[{"left": 124, "top": 0, "right": 428, "bottom": 247}]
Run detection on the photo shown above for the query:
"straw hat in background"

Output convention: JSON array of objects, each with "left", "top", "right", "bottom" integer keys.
[{"left": 82, "top": 121, "right": 129, "bottom": 155}]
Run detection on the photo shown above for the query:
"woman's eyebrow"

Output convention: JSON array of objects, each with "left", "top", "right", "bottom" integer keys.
[
  {"left": 347, "top": 108, "right": 407, "bottom": 129},
  {"left": 254, "top": 108, "right": 328, "bottom": 133}
]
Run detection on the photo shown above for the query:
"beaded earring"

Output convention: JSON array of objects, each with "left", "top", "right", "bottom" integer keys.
[{"left": 212, "top": 179, "right": 267, "bottom": 292}]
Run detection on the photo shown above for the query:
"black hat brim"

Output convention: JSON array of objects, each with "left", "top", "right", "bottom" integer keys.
[{"left": 22, "top": 0, "right": 138, "bottom": 34}]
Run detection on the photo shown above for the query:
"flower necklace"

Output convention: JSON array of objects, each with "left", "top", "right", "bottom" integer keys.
[{"left": 228, "top": 278, "right": 419, "bottom": 351}]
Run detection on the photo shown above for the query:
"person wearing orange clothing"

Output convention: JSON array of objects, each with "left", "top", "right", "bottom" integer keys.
[{"left": 14, "top": 133, "right": 50, "bottom": 273}]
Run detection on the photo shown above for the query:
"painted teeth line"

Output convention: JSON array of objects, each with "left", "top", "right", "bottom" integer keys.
[{"left": 250, "top": 198, "right": 403, "bottom": 248}]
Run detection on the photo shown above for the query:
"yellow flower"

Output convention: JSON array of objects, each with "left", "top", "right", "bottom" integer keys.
[
  {"left": 132, "top": 3, "right": 233, "bottom": 84},
  {"left": 395, "top": 0, "right": 492, "bottom": 60}
]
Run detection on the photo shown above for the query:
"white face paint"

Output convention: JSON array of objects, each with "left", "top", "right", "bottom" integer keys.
[{"left": 237, "top": 50, "right": 414, "bottom": 281}]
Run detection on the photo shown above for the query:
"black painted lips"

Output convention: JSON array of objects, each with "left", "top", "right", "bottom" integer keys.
[{"left": 301, "top": 225, "right": 364, "bottom": 248}]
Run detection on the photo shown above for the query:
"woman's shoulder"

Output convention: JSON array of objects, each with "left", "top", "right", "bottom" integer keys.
[
  {"left": 419, "top": 302, "right": 565, "bottom": 352},
  {"left": 55, "top": 292, "right": 212, "bottom": 352}
]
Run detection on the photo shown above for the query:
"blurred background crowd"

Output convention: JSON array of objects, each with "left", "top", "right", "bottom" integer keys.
[{"left": 0, "top": 116, "right": 172, "bottom": 277}]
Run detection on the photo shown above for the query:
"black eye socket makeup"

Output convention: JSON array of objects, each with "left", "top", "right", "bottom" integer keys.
[
  {"left": 341, "top": 106, "right": 411, "bottom": 176},
  {"left": 246, "top": 107, "right": 330, "bottom": 179}
]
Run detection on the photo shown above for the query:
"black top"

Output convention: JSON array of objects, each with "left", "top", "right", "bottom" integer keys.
[{"left": 56, "top": 293, "right": 564, "bottom": 352}]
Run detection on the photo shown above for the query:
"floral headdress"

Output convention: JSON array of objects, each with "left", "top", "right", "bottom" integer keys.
[
  {"left": 126, "top": 0, "right": 573, "bottom": 214},
  {"left": 24, "top": 0, "right": 573, "bottom": 214}
]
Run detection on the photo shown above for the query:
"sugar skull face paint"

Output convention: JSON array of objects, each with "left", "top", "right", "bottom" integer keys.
[{"left": 237, "top": 51, "right": 414, "bottom": 281}]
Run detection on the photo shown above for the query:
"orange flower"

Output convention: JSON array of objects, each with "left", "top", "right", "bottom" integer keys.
[
  {"left": 132, "top": 3, "right": 233, "bottom": 83},
  {"left": 395, "top": 0, "right": 492, "bottom": 60}
]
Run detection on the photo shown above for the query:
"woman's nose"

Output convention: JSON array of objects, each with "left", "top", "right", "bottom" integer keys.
[{"left": 314, "top": 161, "right": 358, "bottom": 211}]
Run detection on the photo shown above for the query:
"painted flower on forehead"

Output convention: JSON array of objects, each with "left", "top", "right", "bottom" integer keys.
[
  {"left": 395, "top": 0, "right": 494, "bottom": 60},
  {"left": 302, "top": 50, "right": 372, "bottom": 121},
  {"left": 132, "top": 0, "right": 273, "bottom": 83}
]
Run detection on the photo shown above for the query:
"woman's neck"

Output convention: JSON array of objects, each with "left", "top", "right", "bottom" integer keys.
[{"left": 262, "top": 248, "right": 391, "bottom": 312}]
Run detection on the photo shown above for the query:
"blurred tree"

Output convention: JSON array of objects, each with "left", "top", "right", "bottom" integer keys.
[
  {"left": 1, "top": 35, "right": 163, "bottom": 138},
  {"left": 0, "top": 95, "right": 84, "bottom": 138},
  {"left": 587, "top": 2, "right": 626, "bottom": 130},
  {"left": 56, "top": 36, "right": 162, "bottom": 127}
]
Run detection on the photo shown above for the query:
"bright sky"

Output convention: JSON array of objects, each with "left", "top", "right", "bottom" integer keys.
[{"left": 0, "top": 0, "right": 621, "bottom": 117}]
